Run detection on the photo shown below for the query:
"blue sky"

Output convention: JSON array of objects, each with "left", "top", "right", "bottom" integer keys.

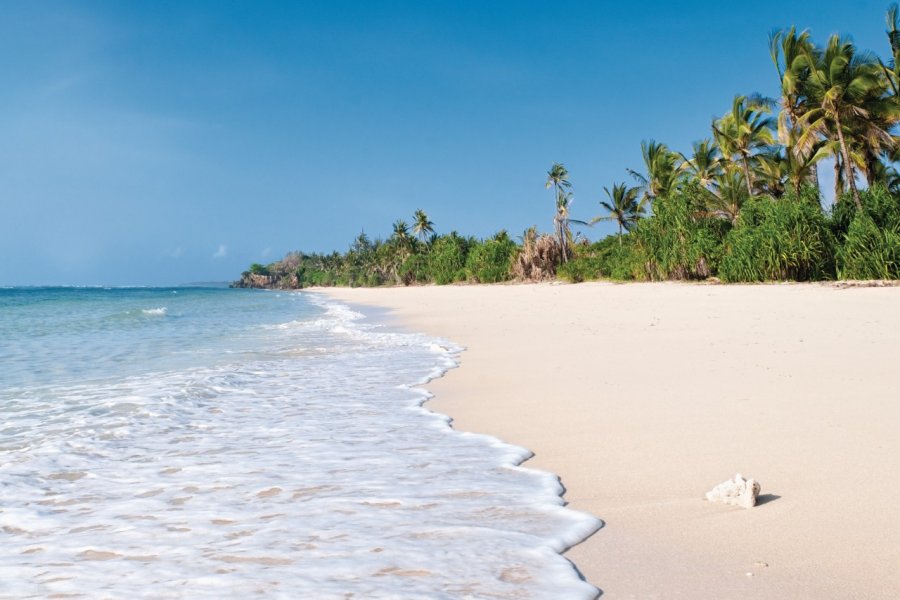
[{"left": 0, "top": 0, "right": 893, "bottom": 285}]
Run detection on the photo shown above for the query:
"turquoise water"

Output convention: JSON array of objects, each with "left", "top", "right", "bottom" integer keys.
[
  {"left": 0, "top": 287, "right": 600, "bottom": 599},
  {"left": 0, "top": 287, "right": 320, "bottom": 389}
]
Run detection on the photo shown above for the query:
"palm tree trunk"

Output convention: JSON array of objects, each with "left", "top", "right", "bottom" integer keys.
[
  {"left": 809, "top": 162, "right": 820, "bottom": 197},
  {"left": 618, "top": 222, "right": 623, "bottom": 245},
  {"left": 865, "top": 153, "right": 877, "bottom": 187},
  {"left": 741, "top": 155, "right": 754, "bottom": 196},
  {"left": 834, "top": 151, "right": 843, "bottom": 201},
  {"left": 834, "top": 115, "right": 863, "bottom": 211}
]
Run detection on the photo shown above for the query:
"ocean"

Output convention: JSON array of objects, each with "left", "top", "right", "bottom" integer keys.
[{"left": 0, "top": 287, "right": 600, "bottom": 599}]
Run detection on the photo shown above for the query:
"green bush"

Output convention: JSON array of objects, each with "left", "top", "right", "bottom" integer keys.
[
  {"left": 631, "top": 189, "right": 729, "bottom": 280},
  {"left": 832, "top": 187, "right": 900, "bottom": 279},
  {"left": 427, "top": 234, "right": 470, "bottom": 284},
  {"left": 248, "top": 263, "right": 270, "bottom": 276},
  {"left": 465, "top": 238, "right": 517, "bottom": 283},
  {"left": 398, "top": 253, "right": 430, "bottom": 285},
  {"left": 837, "top": 214, "right": 900, "bottom": 279},
  {"left": 554, "top": 236, "right": 641, "bottom": 282},
  {"left": 720, "top": 194, "right": 835, "bottom": 282},
  {"left": 831, "top": 186, "right": 900, "bottom": 237}
]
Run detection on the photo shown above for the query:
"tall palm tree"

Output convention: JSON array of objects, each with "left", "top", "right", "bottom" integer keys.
[
  {"left": 628, "top": 140, "right": 682, "bottom": 205},
  {"left": 883, "top": 4, "right": 900, "bottom": 95},
  {"left": 412, "top": 209, "right": 434, "bottom": 242},
  {"left": 770, "top": 27, "right": 821, "bottom": 193},
  {"left": 713, "top": 95, "right": 776, "bottom": 197},
  {"left": 800, "top": 35, "right": 889, "bottom": 210},
  {"left": 592, "top": 183, "right": 644, "bottom": 243},
  {"left": 554, "top": 190, "right": 589, "bottom": 262},
  {"left": 546, "top": 163, "right": 573, "bottom": 262}
]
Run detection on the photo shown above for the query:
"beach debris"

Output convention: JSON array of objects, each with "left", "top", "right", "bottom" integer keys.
[{"left": 705, "top": 473, "right": 761, "bottom": 509}]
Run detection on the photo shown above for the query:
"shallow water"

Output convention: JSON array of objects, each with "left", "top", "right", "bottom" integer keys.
[{"left": 0, "top": 287, "right": 600, "bottom": 598}]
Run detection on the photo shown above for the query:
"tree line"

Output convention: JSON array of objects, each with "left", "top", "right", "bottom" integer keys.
[{"left": 237, "top": 8, "right": 900, "bottom": 288}]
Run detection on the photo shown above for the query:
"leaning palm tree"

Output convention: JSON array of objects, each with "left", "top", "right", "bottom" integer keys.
[
  {"left": 412, "top": 209, "right": 434, "bottom": 242},
  {"left": 713, "top": 95, "right": 776, "bottom": 196},
  {"left": 592, "top": 183, "right": 644, "bottom": 243},
  {"left": 546, "top": 163, "right": 573, "bottom": 261},
  {"left": 800, "top": 35, "right": 890, "bottom": 210}
]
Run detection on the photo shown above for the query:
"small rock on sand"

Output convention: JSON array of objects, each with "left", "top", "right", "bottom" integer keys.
[{"left": 705, "top": 473, "right": 761, "bottom": 509}]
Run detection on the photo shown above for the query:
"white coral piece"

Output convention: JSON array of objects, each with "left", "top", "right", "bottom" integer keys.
[{"left": 705, "top": 473, "right": 761, "bottom": 509}]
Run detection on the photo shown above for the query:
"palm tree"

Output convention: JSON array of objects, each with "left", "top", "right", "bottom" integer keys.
[
  {"left": 707, "top": 168, "right": 750, "bottom": 224},
  {"left": 780, "top": 131, "right": 833, "bottom": 197},
  {"left": 391, "top": 219, "right": 413, "bottom": 258},
  {"left": 770, "top": 27, "right": 821, "bottom": 194},
  {"left": 713, "top": 95, "right": 776, "bottom": 197},
  {"left": 412, "top": 209, "right": 434, "bottom": 242},
  {"left": 592, "top": 183, "right": 643, "bottom": 243},
  {"left": 678, "top": 139, "right": 723, "bottom": 188},
  {"left": 800, "top": 35, "right": 889, "bottom": 210},
  {"left": 753, "top": 153, "right": 788, "bottom": 198},
  {"left": 554, "top": 190, "right": 589, "bottom": 261},
  {"left": 882, "top": 4, "right": 900, "bottom": 95},
  {"left": 628, "top": 140, "right": 682, "bottom": 205},
  {"left": 546, "top": 163, "right": 573, "bottom": 262}
]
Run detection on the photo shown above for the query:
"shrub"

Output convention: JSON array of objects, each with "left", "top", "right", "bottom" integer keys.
[
  {"left": 592, "top": 236, "right": 640, "bottom": 280},
  {"left": 428, "top": 234, "right": 470, "bottom": 284},
  {"left": 631, "top": 189, "right": 729, "bottom": 280},
  {"left": 837, "top": 214, "right": 900, "bottom": 279},
  {"left": 719, "top": 194, "right": 835, "bottom": 282},
  {"left": 831, "top": 187, "right": 900, "bottom": 280},
  {"left": 398, "top": 253, "right": 430, "bottom": 285},
  {"left": 465, "top": 238, "right": 517, "bottom": 283}
]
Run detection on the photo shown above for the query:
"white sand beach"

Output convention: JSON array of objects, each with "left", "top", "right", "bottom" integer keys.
[{"left": 320, "top": 282, "right": 900, "bottom": 599}]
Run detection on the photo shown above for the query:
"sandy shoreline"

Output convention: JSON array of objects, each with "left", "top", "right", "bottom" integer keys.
[{"left": 318, "top": 282, "right": 900, "bottom": 599}]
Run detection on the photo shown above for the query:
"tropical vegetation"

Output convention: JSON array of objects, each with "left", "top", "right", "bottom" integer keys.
[{"left": 238, "top": 8, "right": 900, "bottom": 289}]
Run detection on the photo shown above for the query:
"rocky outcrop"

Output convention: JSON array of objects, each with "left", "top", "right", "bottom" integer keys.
[
  {"left": 705, "top": 473, "right": 761, "bottom": 509},
  {"left": 231, "top": 271, "right": 300, "bottom": 290}
]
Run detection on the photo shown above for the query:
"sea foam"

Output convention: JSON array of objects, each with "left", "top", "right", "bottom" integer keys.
[{"left": 0, "top": 289, "right": 601, "bottom": 598}]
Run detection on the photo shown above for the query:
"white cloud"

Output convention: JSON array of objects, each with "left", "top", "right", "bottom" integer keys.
[
  {"left": 212, "top": 244, "right": 227, "bottom": 259},
  {"left": 170, "top": 247, "right": 183, "bottom": 258},
  {"left": 261, "top": 247, "right": 272, "bottom": 258}
]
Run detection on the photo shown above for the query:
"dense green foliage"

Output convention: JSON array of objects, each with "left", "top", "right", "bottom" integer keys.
[
  {"left": 719, "top": 192, "right": 835, "bottom": 282},
  {"left": 834, "top": 187, "right": 900, "bottom": 279},
  {"left": 631, "top": 189, "right": 729, "bottom": 280},
  {"left": 465, "top": 234, "right": 518, "bottom": 283},
  {"left": 427, "top": 234, "right": 470, "bottom": 285}
]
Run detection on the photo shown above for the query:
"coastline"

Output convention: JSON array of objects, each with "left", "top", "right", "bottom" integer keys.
[{"left": 318, "top": 281, "right": 900, "bottom": 598}]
